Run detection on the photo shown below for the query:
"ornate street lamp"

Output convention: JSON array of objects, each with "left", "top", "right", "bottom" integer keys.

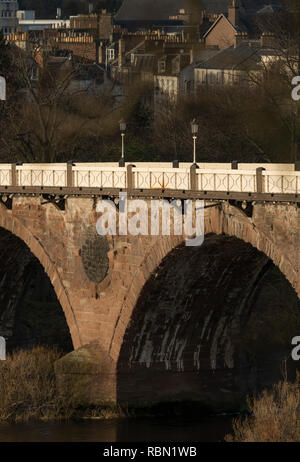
[
  {"left": 191, "top": 119, "right": 198, "bottom": 165},
  {"left": 119, "top": 119, "right": 126, "bottom": 166}
]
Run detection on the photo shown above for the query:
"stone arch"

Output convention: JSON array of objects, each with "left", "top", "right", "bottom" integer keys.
[
  {"left": 206, "top": 204, "right": 299, "bottom": 298},
  {"left": 109, "top": 202, "right": 299, "bottom": 363},
  {"left": 0, "top": 205, "right": 81, "bottom": 348},
  {"left": 116, "top": 233, "right": 300, "bottom": 408}
]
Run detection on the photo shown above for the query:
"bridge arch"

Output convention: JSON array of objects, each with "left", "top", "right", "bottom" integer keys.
[
  {"left": 35, "top": 197, "right": 299, "bottom": 408},
  {"left": 212, "top": 203, "right": 299, "bottom": 298},
  {"left": 0, "top": 204, "right": 81, "bottom": 348},
  {"left": 109, "top": 202, "right": 299, "bottom": 364},
  {"left": 116, "top": 231, "right": 300, "bottom": 409}
]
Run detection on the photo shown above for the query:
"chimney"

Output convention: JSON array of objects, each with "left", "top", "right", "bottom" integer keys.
[
  {"left": 260, "top": 32, "right": 275, "bottom": 49},
  {"left": 234, "top": 31, "right": 248, "bottom": 48},
  {"left": 190, "top": 48, "right": 193, "bottom": 64},
  {"left": 228, "top": 0, "right": 239, "bottom": 27},
  {"left": 89, "top": 3, "right": 93, "bottom": 14},
  {"left": 118, "top": 38, "right": 125, "bottom": 69},
  {"left": 56, "top": 8, "right": 61, "bottom": 19}
]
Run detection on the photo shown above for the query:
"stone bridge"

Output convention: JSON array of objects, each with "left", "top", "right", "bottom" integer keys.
[{"left": 0, "top": 161, "right": 299, "bottom": 411}]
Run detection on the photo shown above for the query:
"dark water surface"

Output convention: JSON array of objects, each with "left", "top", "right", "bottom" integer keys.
[{"left": 0, "top": 416, "right": 234, "bottom": 442}]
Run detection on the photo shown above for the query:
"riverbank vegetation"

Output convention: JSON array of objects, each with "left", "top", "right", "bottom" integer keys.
[
  {"left": 0, "top": 347, "right": 127, "bottom": 422},
  {"left": 225, "top": 375, "right": 300, "bottom": 442},
  {"left": 1, "top": 346, "right": 300, "bottom": 439}
]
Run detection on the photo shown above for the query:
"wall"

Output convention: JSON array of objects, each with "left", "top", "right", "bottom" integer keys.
[{"left": 205, "top": 16, "right": 236, "bottom": 50}]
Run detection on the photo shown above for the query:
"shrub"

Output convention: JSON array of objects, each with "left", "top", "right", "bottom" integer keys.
[
  {"left": 225, "top": 376, "right": 300, "bottom": 442},
  {"left": 0, "top": 346, "right": 68, "bottom": 422}
]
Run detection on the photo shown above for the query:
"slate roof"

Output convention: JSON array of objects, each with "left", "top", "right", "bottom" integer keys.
[
  {"left": 132, "top": 54, "right": 158, "bottom": 73},
  {"left": 115, "top": 0, "right": 284, "bottom": 21},
  {"left": 195, "top": 41, "right": 262, "bottom": 70},
  {"left": 115, "top": 0, "right": 184, "bottom": 21}
]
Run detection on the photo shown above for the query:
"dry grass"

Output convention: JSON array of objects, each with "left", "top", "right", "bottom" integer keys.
[
  {"left": 0, "top": 346, "right": 76, "bottom": 422},
  {"left": 225, "top": 376, "right": 300, "bottom": 442},
  {"left": 0, "top": 346, "right": 131, "bottom": 423}
]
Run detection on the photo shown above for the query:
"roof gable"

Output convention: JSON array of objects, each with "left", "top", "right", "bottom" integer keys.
[{"left": 203, "top": 14, "right": 238, "bottom": 39}]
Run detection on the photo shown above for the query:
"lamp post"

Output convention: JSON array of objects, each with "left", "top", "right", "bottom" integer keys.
[
  {"left": 191, "top": 119, "right": 198, "bottom": 165},
  {"left": 119, "top": 119, "right": 126, "bottom": 167}
]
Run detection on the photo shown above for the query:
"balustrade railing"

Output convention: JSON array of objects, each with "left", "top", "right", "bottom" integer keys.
[{"left": 0, "top": 162, "right": 299, "bottom": 195}]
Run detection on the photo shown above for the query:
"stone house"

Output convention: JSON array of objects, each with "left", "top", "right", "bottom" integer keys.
[
  {"left": 154, "top": 53, "right": 195, "bottom": 113},
  {"left": 194, "top": 35, "right": 278, "bottom": 88},
  {"left": 203, "top": 0, "right": 249, "bottom": 50},
  {"left": 203, "top": 0, "right": 284, "bottom": 50}
]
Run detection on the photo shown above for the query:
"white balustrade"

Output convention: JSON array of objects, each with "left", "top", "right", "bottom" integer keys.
[
  {"left": 16, "top": 164, "right": 67, "bottom": 187},
  {"left": 133, "top": 167, "right": 190, "bottom": 190},
  {"left": 0, "top": 164, "right": 12, "bottom": 186},
  {"left": 196, "top": 169, "right": 256, "bottom": 192},
  {"left": 263, "top": 171, "right": 300, "bottom": 194},
  {"left": 73, "top": 166, "right": 126, "bottom": 188},
  {"left": 0, "top": 162, "right": 298, "bottom": 195}
]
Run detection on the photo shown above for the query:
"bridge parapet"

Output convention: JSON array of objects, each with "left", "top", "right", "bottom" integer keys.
[{"left": 0, "top": 162, "right": 300, "bottom": 195}]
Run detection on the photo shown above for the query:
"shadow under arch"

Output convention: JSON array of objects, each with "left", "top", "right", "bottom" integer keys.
[
  {"left": 0, "top": 207, "right": 79, "bottom": 350},
  {"left": 116, "top": 233, "right": 300, "bottom": 412},
  {"left": 110, "top": 203, "right": 299, "bottom": 364}
]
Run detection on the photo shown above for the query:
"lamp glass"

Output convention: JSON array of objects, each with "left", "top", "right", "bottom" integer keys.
[
  {"left": 120, "top": 120, "right": 126, "bottom": 132},
  {"left": 191, "top": 120, "right": 198, "bottom": 135}
]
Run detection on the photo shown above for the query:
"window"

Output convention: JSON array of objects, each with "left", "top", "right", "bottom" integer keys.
[
  {"left": 209, "top": 72, "right": 216, "bottom": 84},
  {"left": 159, "top": 60, "right": 166, "bottom": 73},
  {"left": 107, "top": 48, "right": 115, "bottom": 61}
]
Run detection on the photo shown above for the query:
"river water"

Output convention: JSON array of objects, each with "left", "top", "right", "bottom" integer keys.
[{"left": 0, "top": 415, "right": 234, "bottom": 442}]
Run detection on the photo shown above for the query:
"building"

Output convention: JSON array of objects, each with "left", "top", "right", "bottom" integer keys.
[
  {"left": 154, "top": 47, "right": 219, "bottom": 108},
  {"left": 18, "top": 18, "right": 69, "bottom": 32},
  {"left": 203, "top": 0, "right": 284, "bottom": 50},
  {"left": 154, "top": 53, "right": 194, "bottom": 106},
  {"left": 69, "top": 10, "right": 113, "bottom": 39},
  {"left": 0, "top": 0, "right": 19, "bottom": 34},
  {"left": 114, "top": 0, "right": 283, "bottom": 34},
  {"left": 203, "top": 1, "right": 247, "bottom": 50},
  {"left": 70, "top": 13, "right": 98, "bottom": 31},
  {"left": 114, "top": 0, "right": 186, "bottom": 31},
  {"left": 16, "top": 10, "right": 35, "bottom": 20},
  {"left": 194, "top": 34, "right": 278, "bottom": 88}
]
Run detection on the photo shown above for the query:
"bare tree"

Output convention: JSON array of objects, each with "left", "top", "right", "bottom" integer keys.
[{"left": 1, "top": 39, "right": 128, "bottom": 163}]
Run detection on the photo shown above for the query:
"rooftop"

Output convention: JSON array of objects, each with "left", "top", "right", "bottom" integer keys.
[
  {"left": 195, "top": 41, "right": 263, "bottom": 70},
  {"left": 115, "top": 0, "right": 284, "bottom": 21}
]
